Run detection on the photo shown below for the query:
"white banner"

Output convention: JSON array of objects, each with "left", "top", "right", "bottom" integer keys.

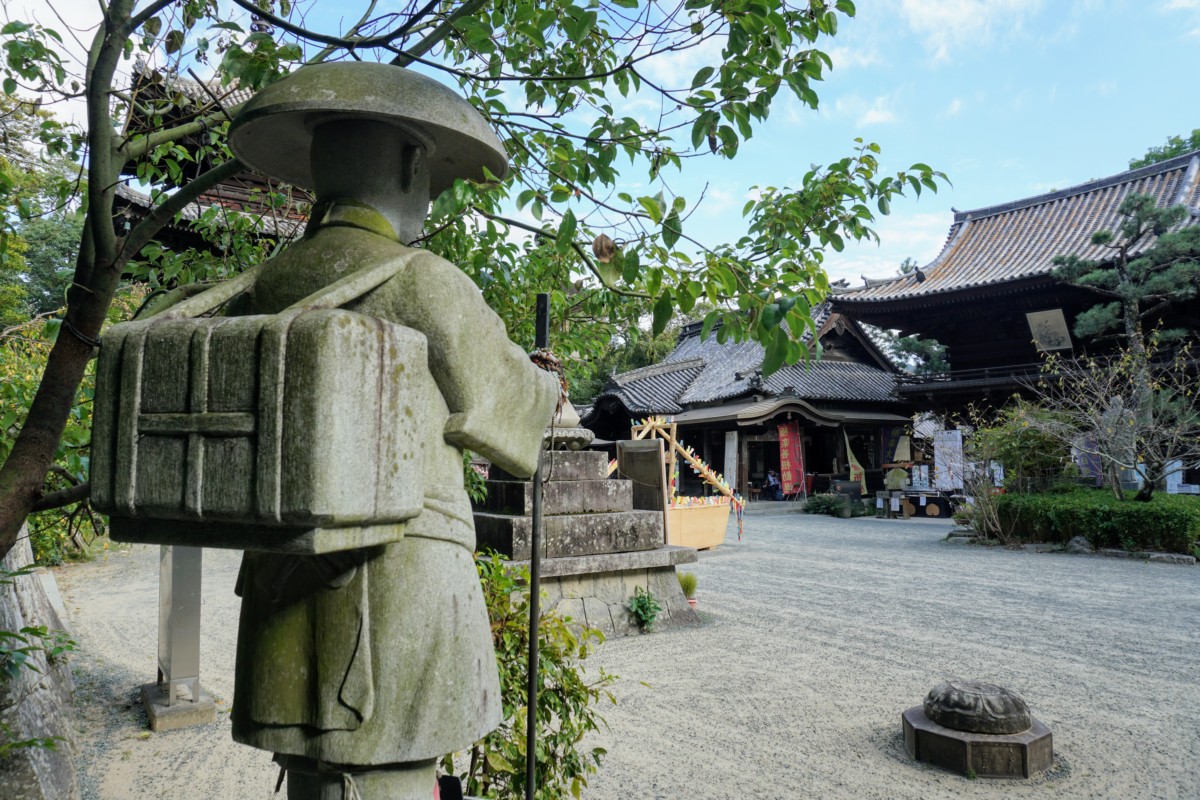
[{"left": 933, "top": 430, "right": 964, "bottom": 490}]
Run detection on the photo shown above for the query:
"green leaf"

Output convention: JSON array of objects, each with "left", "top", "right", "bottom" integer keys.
[
  {"left": 165, "top": 29, "right": 185, "bottom": 54},
  {"left": 690, "top": 65, "right": 715, "bottom": 89},
  {"left": 877, "top": 195, "right": 890, "bottom": 215},
  {"left": 760, "top": 303, "right": 782, "bottom": 331},
  {"left": 652, "top": 292, "right": 673, "bottom": 336},
  {"left": 763, "top": 328, "right": 789, "bottom": 376},
  {"left": 486, "top": 749, "right": 514, "bottom": 773},
  {"left": 662, "top": 211, "right": 681, "bottom": 249},
  {"left": 637, "top": 195, "right": 663, "bottom": 224},
  {"left": 0, "top": 21, "right": 31, "bottom": 35},
  {"left": 556, "top": 210, "right": 577, "bottom": 254},
  {"left": 2, "top": 78, "right": 15, "bottom": 95},
  {"left": 143, "top": 17, "right": 162, "bottom": 37}
]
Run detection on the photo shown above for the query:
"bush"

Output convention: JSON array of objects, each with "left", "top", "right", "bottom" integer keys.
[
  {"left": 803, "top": 493, "right": 846, "bottom": 516},
  {"left": 442, "top": 553, "right": 615, "bottom": 800},
  {"left": 996, "top": 490, "right": 1200, "bottom": 554}
]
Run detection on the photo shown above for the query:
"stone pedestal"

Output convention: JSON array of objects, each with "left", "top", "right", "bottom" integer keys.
[
  {"left": 903, "top": 681, "right": 1053, "bottom": 779},
  {"left": 140, "top": 681, "right": 217, "bottom": 732},
  {"left": 475, "top": 450, "right": 700, "bottom": 634}
]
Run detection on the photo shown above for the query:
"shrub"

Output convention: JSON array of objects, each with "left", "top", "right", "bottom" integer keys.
[
  {"left": 802, "top": 493, "right": 846, "bottom": 516},
  {"left": 442, "top": 553, "right": 615, "bottom": 800},
  {"left": 628, "top": 586, "right": 661, "bottom": 631},
  {"left": 996, "top": 490, "right": 1200, "bottom": 554}
]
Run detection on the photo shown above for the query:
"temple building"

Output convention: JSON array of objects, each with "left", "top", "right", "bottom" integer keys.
[
  {"left": 831, "top": 152, "right": 1200, "bottom": 413},
  {"left": 583, "top": 305, "right": 913, "bottom": 499}
]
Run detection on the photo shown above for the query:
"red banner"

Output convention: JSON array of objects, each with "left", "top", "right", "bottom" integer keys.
[{"left": 777, "top": 421, "right": 805, "bottom": 493}]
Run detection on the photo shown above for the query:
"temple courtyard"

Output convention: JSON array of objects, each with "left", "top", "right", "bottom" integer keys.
[{"left": 55, "top": 512, "right": 1198, "bottom": 799}]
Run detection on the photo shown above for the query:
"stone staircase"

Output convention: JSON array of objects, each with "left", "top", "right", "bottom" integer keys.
[{"left": 473, "top": 450, "right": 699, "bottom": 636}]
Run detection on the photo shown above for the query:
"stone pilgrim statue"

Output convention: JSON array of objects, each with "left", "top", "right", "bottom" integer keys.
[{"left": 90, "top": 62, "right": 559, "bottom": 798}]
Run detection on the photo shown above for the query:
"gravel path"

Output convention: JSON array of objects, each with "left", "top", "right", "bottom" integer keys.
[{"left": 55, "top": 514, "right": 1200, "bottom": 799}]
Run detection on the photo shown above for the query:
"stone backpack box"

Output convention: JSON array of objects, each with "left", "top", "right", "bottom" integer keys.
[{"left": 90, "top": 257, "right": 430, "bottom": 554}]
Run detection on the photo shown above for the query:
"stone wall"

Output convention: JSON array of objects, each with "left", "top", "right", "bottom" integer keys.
[
  {"left": 545, "top": 564, "right": 698, "bottom": 637},
  {"left": 0, "top": 528, "right": 80, "bottom": 800}
]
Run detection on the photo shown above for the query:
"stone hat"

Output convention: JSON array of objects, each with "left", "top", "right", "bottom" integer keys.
[{"left": 228, "top": 61, "right": 509, "bottom": 196}]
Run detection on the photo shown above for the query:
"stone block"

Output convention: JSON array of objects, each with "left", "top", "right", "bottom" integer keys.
[
  {"left": 902, "top": 706, "right": 1052, "bottom": 779},
  {"left": 473, "top": 510, "right": 663, "bottom": 560},
  {"left": 1147, "top": 553, "right": 1196, "bottom": 565},
  {"left": 592, "top": 572, "right": 630, "bottom": 605},
  {"left": 555, "top": 598, "right": 587, "bottom": 628},
  {"left": 1066, "top": 535, "right": 1093, "bottom": 554},
  {"left": 557, "top": 575, "right": 592, "bottom": 600},
  {"left": 506, "top": 545, "right": 697, "bottom": 580},
  {"left": 491, "top": 450, "right": 609, "bottom": 482},
  {"left": 582, "top": 597, "right": 615, "bottom": 635},
  {"left": 141, "top": 682, "right": 218, "bottom": 732},
  {"left": 650, "top": 567, "right": 700, "bottom": 628},
  {"left": 478, "top": 479, "right": 632, "bottom": 516}
]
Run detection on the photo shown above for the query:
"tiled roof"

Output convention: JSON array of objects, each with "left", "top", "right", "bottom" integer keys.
[
  {"left": 592, "top": 305, "right": 902, "bottom": 417},
  {"left": 115, "top": 183, "right": 303, "bottom": 238},
  {"left": 836, "top": 152, "right": 1200, "bottom": 304}
]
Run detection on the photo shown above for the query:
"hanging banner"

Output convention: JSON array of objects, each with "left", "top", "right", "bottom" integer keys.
[
  {"left": 724, "top": 431, "right": 738, "bottom": 491},
  {"left": 777, "top": 421, "right": 805, "bottom": 493},
  {"left": 843, "top": 428, "right": 868, "bottom": 494},
  {"left": 933, "top": 429, "right": 964, "bottom": 490}
]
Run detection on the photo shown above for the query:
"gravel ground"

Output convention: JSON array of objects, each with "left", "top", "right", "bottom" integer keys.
[{"left": 54, "top": 513, "right": 1200, "bottom": 799}]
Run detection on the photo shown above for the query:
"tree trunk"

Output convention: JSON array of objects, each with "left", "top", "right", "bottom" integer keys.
[{"left": 0, "top": 258, "right": 117, "bottom": 560}]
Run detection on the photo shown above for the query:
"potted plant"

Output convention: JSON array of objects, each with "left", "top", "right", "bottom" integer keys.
[{"left": 677, "top": 571, "right": 698, "bottom": 609}]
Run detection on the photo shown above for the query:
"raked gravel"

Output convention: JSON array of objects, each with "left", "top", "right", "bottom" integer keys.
[{"left": 54, "top": 512, "right": 1199, "bottom": 799}]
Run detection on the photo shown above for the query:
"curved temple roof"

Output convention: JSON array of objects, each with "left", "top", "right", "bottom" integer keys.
[
  {"left": 588, "top": 305, "right": 905, "bottom": 423},
  {"left": 836, "top": 151, "right": 1200, "bottom": 305}
]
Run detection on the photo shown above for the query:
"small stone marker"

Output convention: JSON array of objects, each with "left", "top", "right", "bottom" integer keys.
[{"left": 902, "top": 680, "right": 1053, "bottom": 779}]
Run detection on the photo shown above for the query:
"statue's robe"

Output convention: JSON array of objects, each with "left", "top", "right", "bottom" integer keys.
[{"left": 229, "top": 201, "right": 558, "bottom": 765}]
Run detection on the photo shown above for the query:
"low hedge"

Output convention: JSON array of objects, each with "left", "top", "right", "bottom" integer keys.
[{"left": 995, "top": 490, "right": 1200, "bottom": 554}]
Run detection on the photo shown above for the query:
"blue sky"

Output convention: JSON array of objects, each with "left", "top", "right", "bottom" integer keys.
[
  {"left": 670, "top": 0, "right": 1200, "bottom": 284},
  {"left": 16, "top": 0, "right": 1200, "bottom": 288}
]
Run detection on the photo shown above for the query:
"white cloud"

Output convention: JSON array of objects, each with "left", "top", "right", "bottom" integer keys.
[
  {"left": 638, "top": 35, "right": 724, "bottom": 90},
  {"left": 944, "top": 98, "right": 964, "bottom": 117},
  {"left": 858, "top": 96, "right": 897, "bottom": 126},
  {"left": 827, "top": 93, "right": 901, "bottom": 127},
  {"left": 826, "top": 45, "right": 883, "bottom": 70},
  {"left": 1159, "top": 0, "right": 1200, "bottom": 35},
  {"left": 824, "top": 211, "right": 954, "bottom": 284},
  {"left": 898, "top": 0, "right": 1043, "bottom": 61}
]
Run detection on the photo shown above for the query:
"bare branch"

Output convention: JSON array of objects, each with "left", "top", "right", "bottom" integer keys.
[{"left": 31, "top": 482, "right": 90, "bottom": 513}]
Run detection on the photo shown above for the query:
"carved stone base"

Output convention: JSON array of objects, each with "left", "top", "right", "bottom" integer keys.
[
  {"left": 902, "top": 706, "right": 1053, "bottom": 779},
  {"left": 279, "top": 755, "right": 436, "bottom": 800}
]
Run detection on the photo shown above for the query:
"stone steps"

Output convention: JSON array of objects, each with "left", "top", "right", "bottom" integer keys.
[
  {"left": 474, "top": 509, "right": 663, "bottom": 560},
  {"left": 489, "top": 449, "right": 609, "bottom": 483},
  {"left": 477, "top": 478, "right": 631, "bottom": 516}
]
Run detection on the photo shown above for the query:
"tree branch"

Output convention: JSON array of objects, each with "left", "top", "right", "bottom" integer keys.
[
  {"left": 391, "top": 0, "right": 489, "bottom": 66},
  {"left": 119, "top": 103, "right": 242, "bottom": 161},
  {"left": 31, "top": 483, "right": 90, "bottom": 513},
  {"left": 117, "top": 157, "right": 245, "bottom": 266},
  {"left": 470, "top": 207, "right": 650, "bottom": 299},
  {"left": 227, "top": 0, "right": 430, "bottom": 48},
  {"left": 123, "top": 0, "right": 179, "bottom": 37}
]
